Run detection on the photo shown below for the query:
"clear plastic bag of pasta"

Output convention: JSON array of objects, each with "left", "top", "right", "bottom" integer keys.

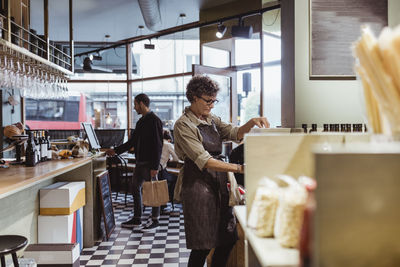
[
  {"left": 274, "top": 175, "right": 307, "bottom": 248},
  {"left": 248, "top": 177, "right": 280, "bottom": 237}
]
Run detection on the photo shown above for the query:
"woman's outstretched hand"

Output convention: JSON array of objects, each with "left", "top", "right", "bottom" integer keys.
[
  {"left": 237, "top": 117, "right": 270, "bottom": 140},
  {"left": 250, "top": 117, "right": 270, "bottom": 128}
]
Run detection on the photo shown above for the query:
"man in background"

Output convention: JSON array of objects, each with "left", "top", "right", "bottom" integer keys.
[{"left": 106, "top": 93, "right": 163, "bottom": 231}]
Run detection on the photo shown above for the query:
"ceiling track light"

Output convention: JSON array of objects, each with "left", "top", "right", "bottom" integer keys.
[
  {"left": 231, "top": 17, "right": 253, "bottom": 39},
  {"left": 216, "top": 22, "right": 227, "bottom": 39}
]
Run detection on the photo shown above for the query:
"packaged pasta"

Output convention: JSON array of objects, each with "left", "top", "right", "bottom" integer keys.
[
  {"left": 274, "top": 175, "right": 307, "bottom": 248},
  {"left": 248, "top": 177, "right": 279, "bottom": 237}
]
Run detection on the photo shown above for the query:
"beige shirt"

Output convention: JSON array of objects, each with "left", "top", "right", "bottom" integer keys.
[
  {"left": 174, "top": 107, "right": 240, "bottom": 170},
  {"left": 160, "top": 140, "right": 179, "bottom": 169}
]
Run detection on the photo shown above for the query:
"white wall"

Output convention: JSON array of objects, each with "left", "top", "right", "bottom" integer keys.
[
  {"left": 389, "top": 0, "right": 400, "bottom": 27},
  {"left": 294, "top": 0, "right": 399, "bottom": 127}
]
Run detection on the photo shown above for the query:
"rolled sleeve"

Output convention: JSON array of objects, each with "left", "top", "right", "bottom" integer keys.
[
  {"left": 214, "top": 115, "right": 241, "bottom": 142},
  {"left": 174, "top": 120, "right": 212, "bottom": 170},
  {"left": 194, "top": 150, "right": 212, "bottom": 170}
]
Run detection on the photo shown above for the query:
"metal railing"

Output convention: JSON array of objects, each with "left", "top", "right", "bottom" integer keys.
[{"left": 0, "top": 13, "right": 72, "bottom": 71}]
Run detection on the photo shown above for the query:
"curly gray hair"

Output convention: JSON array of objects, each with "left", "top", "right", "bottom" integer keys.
[{"left": 186, "top": 75, "right": 220, "bottom": 103}]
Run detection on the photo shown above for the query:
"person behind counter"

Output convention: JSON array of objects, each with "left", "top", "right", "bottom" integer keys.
[
  {"left": 158, "top": 130, "right": 179, "bottom": 213},
  {"left": 173, "top": 75, "right": 270, "bottom": 267},
  {"left": 106, "top": 93, "right": 163, "bottom": 232}
]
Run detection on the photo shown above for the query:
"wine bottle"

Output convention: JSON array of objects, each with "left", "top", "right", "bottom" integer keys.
[
  {"left": 40, "top": 131, "right": 47, "bottom": 161},
  {"left": 34, "top": 131, "right": 41, "bottom": 162},
  {"left": 25, "top": 131, "right": 38, "bottom": 167},
  {"left": 302, "top": 124, "right": 307, "bottom": 133},
  {"left": 46, "top": 131, "right": 52, "bottom": 160},
  {"left": 309, "top": 124, "right": 317, "bottom": 133}
]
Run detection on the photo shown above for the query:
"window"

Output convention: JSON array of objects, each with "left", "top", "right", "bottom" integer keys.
[
  {"left": 206, "top": 74, "right": 230, "bottom": 123},
  {"left": 263, "top": 33, "right": 281, "bottom": 127},
  {"left": 234, "top": 38, "right": 261, "bottom": 65},
  {"left": 68, "top": 82, "right": 128, "bottom": 129},
  {"left": 186, "top": 55, "right": 199, "bottom": 72},
  {"left": 202, "top": 46, "right": 230, "bottom": 68},
  {"left": 237, "top": 69, "right": 261, "bottom": 125},
  {"left": 131, "top": 75, "right": 192, "bottom": 129},
  {"left": 132, "top": 33, "right": 200, "bottom": 78}
]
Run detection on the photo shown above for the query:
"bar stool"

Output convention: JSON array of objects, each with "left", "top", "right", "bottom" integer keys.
[{"left": 0, "top": 235, "right": 28, "bottom": 267}]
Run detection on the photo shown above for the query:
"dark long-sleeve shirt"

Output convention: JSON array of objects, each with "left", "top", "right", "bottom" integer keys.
[{"left": 115, "top": 111, "right": 163, "bottom": 170}]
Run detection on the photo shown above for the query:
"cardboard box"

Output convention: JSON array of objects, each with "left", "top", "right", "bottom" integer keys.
[
  {"left": 38, "top": 208, "right": 83, "bottom": 251},
  {"left": 40, "top": 182, "right": 85, "bottom": 215},
  {"left": 24, "top": 243, "right": 79, "bottom": 267}
]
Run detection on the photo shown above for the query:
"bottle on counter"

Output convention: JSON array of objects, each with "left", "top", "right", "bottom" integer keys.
[
  {"left": 25, "top": 131, "right": 38, "bottom": 167},
  {"left": 302, "top": 124, "right": 307, "bottom": 133},
  {"left": 40, "top": 131, "right": 47, "bottom": 162},
  {"left": 46, "top": 131, "right": 52, "bottom": 160},
  {"left": 334, "top": 124, "right": 339, "bottom": 132},
  {"left": 323, "top": 124, "right": 329, "bottom": 132},
  {"left": 34, "top": 131, "right": 41, "bottom": 163},
  {"left": 309, "top": 124, "right": 317, "bottom": 133}
]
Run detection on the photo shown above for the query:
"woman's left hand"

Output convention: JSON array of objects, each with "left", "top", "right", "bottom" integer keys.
[
  {"left": 237, "top": 117, "right": 270, "bottom": 140},
  {"left": 251, "top": 117, "right": 270, "bottom": 128}
]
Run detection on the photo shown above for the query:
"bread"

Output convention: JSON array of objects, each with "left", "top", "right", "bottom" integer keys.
[{"left": 4, "top": 125, "right": 22, "bottom": 139}]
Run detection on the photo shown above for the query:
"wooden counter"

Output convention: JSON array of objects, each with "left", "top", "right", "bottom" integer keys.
[
  {"left": 0, "top": 154, "right": 106, "bottom": 249},
  {"left": 234, "top": 206, "right": 299, "bottom": 267},
  {"left": 0, "top": 157, "right": 92, "bottom": 199}
]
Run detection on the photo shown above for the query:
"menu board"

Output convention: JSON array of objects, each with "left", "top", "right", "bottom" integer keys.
[{"left": 97, "top": 171, "right": 115, "bottom": 240}]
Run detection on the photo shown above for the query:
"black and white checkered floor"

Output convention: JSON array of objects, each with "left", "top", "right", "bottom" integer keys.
[{"left": 80, "top": 193, "right": 190, "bottom": 267}]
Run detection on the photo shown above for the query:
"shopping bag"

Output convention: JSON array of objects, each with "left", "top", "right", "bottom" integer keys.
[
  {"left": 228, "top": 172, "right": 245, "bottom": 206},
  {"left": 142, "top": 179, "right": 169, "bottom": 207}
]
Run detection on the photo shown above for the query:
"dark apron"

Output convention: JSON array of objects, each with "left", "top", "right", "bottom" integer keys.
[{"left": 182, "top": 121, "right": 238, "bottom": 250}]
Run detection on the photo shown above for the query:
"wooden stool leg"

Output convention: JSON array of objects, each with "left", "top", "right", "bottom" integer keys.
[
  {"left": 1, "top": 256, "right": 5, "bottom": 267},
  {"left": 12, "top": 253, "right": 19, "bottom": 267}
]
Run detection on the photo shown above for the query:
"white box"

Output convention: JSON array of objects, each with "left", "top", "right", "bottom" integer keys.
[
  {"left": 6, "top": 258, "right": 36, "bottom": 267},
  {"left": 38, "top": 208, "right": 83, "bottom": 251},
  {"left": 24, "top": 243, "right": 79, "bottom": 267},
  {"left": 40, "top": 182, "right": 85, "bottom": 215}
]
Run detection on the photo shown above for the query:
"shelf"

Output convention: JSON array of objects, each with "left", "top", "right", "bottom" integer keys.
[
  {"left": 0, "top": 38, "right": 73, "bottom": 76},
  {"left": 234, "top": 206, "right": 299, "bottom": 267}
]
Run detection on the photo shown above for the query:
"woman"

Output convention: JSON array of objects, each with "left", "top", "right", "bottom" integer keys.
[
  {"left": 174, "top": 75, "right": 269, "bottom": 267},
  {"left": 158, "top": 130, "right": 180, "bottom": 211}
]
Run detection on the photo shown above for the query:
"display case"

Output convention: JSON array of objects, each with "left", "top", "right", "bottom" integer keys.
[{"left": 241, "top": 132, "right": 370, "bottom": 267}]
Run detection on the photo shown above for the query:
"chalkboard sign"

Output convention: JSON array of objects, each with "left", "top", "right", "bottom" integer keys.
[{"left": 97, "top": 171, "right": 115, "bottom": 240}]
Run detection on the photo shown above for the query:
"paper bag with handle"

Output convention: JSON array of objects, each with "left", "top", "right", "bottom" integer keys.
[{"left": 142, "top": 177, "right": 169, "bottom": 207}]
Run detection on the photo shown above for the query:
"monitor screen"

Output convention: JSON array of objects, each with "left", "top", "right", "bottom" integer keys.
[{"left": 82, "top": 122, "right": 101, "bottom": 149}]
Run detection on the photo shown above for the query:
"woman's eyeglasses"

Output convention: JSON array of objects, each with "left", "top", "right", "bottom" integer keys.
[{"left": 199, "top": 96, "right": 219, "bottom": 105}]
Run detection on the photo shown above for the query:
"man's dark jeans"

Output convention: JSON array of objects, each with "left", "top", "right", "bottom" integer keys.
[{"left": 133, "top": 163, "right": 160, "bottom": 221}]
